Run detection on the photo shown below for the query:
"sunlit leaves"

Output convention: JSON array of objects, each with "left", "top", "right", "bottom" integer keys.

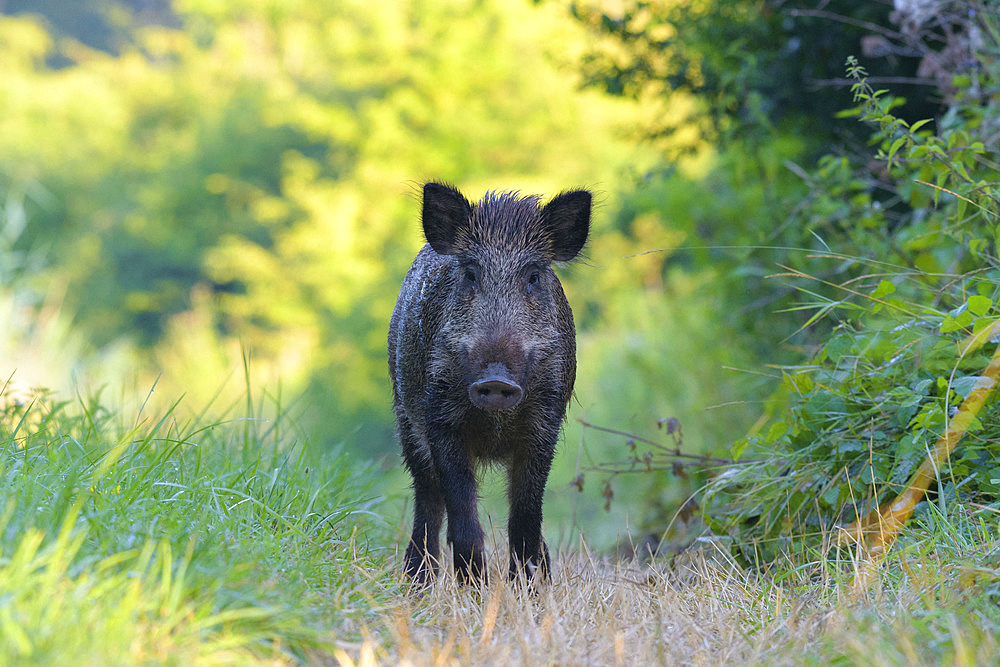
[{"left": 0, "top": 0, "right": 651, "bottom": 450}]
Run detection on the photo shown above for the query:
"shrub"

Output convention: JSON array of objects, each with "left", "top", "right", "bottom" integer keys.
[{"left": 705, "top": 26, "right": 1000, "bottom": 561}]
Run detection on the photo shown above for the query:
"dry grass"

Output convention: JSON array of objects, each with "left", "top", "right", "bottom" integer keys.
[{"left": 330, "top": 535, "right": 1000, "bottom": 667}]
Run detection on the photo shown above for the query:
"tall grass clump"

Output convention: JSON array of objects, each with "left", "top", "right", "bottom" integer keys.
[
  {"left": 705, "top": 7, "right": 1000, "bottom": 565},
  {"left": 0, "top": 382, "right": 397, "bottom": 663}
]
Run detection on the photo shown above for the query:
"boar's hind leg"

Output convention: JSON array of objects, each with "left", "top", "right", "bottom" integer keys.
[
  {"left": 401, "top": 424, "right": 444, "bottom": 585},
  {"left": 507, "top": 445, "right": 554, "bottom": 583}
]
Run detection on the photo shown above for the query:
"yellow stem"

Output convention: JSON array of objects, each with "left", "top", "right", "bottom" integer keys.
[{"left": 838, "top": 335, "right": 1000, "bottom": 591}]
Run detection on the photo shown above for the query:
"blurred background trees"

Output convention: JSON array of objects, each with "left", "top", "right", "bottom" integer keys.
[{"left": 0, "top": 0, "right": 648, "bottom": 448}]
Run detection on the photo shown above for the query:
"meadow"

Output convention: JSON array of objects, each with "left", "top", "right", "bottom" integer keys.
[{"left": 3, "top": 387, "right": 999, "bottom": 664}]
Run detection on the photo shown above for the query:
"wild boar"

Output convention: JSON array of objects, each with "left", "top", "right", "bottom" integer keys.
[{"left": 389, "top": 182, "right": 590, "bottom": 585}]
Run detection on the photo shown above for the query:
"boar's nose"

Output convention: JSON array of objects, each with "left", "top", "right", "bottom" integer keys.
[
  {"left": 469, "top": 365, "right": 523, "bottom": 411},
  {"left": 469, "top": 379, "right": 523, "bottom": 411}
]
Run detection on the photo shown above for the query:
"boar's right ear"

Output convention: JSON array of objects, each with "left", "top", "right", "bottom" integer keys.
[
  {"left": 542, "top": 190, "right": 591, "bottom": 262},
  {"left": 422, "top": 182, "right": 472, "bottom": 255}
]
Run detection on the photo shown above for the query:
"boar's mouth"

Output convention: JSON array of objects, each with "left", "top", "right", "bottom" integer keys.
[{"left": 468, "top": 362, "right": 524, "bottom": 411}]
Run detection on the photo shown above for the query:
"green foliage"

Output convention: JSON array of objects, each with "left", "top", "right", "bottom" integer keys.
[
  {"left": 705, "top": 34, "right": 1000, "bottom": 561},
  {"left": 572, "top": 0, "right": 936, "bottom": 155},
  {"left": 0, "top": 385, "right": 395, "bottom": 661},
  {"left": 571, "top": 0, "right": 990, "bottom": 357},
  {"left": 562, "top": 0, "right": 1000, "bottom": 550}
]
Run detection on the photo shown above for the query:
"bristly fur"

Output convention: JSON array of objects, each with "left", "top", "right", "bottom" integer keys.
[
  {"left": 463, "top": 192, "right": 546, "bottom": 253},
  {"left": 389, "top": 182, "right": 591, "bottom": 587}
]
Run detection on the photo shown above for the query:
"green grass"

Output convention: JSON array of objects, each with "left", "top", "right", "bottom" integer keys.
[
  {"left": 0, "top": 383, "right": 400, "bottom": 663},
  {"left": 4, "top": 382, "right": 1000, "bottom": 665}
]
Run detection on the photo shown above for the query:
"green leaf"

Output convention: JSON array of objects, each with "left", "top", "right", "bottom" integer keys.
[
  {"left": 940, "top": 315, "right": 962, "bottom": 333},
  {"left": 985, "top": 468, "right": 1000, "bottom": 492},
  {"left": 886, "top": 135, "right": 906, "bottom": 161},
  {"left": 968, "top": 295, "right": 992, "bottom": 316},
  {"left": 871, "top": 280, "right": 896, "bottom": 299},
  {"left": 973, "top": 317, "right": 995, "bottom": 335},
  {"left": 954, "top": 160, "right": 972, "bottom": 181},
  {"left": 766, "top": 420, "right": 789, "bottom": 443},
  {"left": 950, "top": 376, "right": 994, "bottom": 400},
  {"left": 835, "top": 106, "right": 864, "bottom": 119},
  {"left": 957, "top": 197, "right": 968, "bottom": 223},
  {"left": 732, "top": 438, "right": 749, "bottom": 462}
]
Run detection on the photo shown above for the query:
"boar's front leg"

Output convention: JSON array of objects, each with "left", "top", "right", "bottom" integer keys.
[
  {"left": 403, "top": 472, "right": 445, "bottom": 585},
  {"left": 507, "top": 434, "right": 555, "bottom": 583},
  {"left": 426, "top": 416, "right": 487, "bottom": 585},
  {"left": 400, "top": 418, "right": 445, "bottom": 586}
]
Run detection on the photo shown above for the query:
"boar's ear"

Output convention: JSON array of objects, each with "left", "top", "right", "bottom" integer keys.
[
  {"left": 422, "top": 182, "right": 472, "bottom": 255},
  {"left": 542, "top": 190, "right": 591, "bottom": 262}
]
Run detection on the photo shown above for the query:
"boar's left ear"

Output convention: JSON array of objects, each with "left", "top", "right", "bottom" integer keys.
[
  {"left": 422, "top": 182, "right": 472, "bottom": 256},
  {"left": 542, "top": 190, "right": 591, "bottom": 262}
]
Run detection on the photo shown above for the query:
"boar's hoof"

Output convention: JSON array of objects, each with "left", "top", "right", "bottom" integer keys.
[
  {"left": 403, "top": 545, "right": 438, "bottom": 589},
  {"left": 469, "top": 378, "right": 523, "bottom": 411}
]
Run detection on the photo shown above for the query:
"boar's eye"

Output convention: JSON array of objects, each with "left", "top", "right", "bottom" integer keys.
[
  {"left": 463, "top": 267, "right": 477, "bottom": 284},
  {"left": 525, "top": 270, "right": 541, "bottom": 293}
]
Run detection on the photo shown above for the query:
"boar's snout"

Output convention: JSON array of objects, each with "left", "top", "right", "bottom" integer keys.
[{"left": 469, "top": 363, "right": 523, "bottom": 411}]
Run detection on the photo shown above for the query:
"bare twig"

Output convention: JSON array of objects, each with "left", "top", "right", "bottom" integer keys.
[
  {"left": 788, "top": 8, "right": 906, "bottom": 40},
  {"left": 577, "top": 418, "right": 757, "bottom": 465},
  {"left": 807, "top": 76, "right": 938, "bottom": 88}
]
